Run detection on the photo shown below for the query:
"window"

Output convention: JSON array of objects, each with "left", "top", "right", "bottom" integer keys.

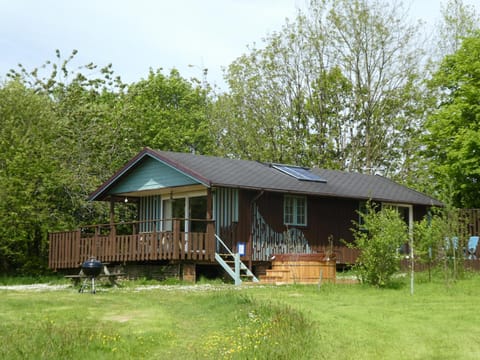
[
  {"left": 284, "top": 195, "right": 307, "bottom": 226},
  {"left": 273, "top": 164, "right": 327, "bottom": 183},
  {"left": 382, "top": 204, "right": 411, "bottom": 225},
  {"left": 162, "top": 195, "right": 207, "bottom": 232},
  {"left": 162, "top": 198, "right": 186, "bottom": 232},
  {"left": 189, "top": 196, "right": 207, "bottom": 232}
]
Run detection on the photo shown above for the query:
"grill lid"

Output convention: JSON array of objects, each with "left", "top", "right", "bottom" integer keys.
[{"left": 81, "top": 258, "right": 103, "bottom": 277}]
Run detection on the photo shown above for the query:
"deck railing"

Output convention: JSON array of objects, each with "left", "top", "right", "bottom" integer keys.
[
  {"left": 333, "top": 246, "right": 361, "bottom": 265},
  {"left": 48, "top": 219, "right": 215, "bottom": 270}
]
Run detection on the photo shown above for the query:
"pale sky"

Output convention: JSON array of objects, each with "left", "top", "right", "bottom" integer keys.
[{"left": 0, "top": 0, "right": 478, "bottom": 90}]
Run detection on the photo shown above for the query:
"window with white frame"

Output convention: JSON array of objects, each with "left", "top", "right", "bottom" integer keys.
[{"left": 284, "top": 195, "right": 307, "bottom": 226}]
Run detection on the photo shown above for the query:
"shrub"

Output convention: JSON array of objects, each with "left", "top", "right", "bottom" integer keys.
[{"left": 351, "top": 203, "right": 408, "bottom": 287}]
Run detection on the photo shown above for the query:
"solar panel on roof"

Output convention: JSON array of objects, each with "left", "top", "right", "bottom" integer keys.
[{"left": 273, "top": 164, "right": 327, "bottom": 183}]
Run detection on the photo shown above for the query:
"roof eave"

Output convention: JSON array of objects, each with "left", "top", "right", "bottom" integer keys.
[{"left": 211, "top": 182, "right": 442, "bottom": 206}]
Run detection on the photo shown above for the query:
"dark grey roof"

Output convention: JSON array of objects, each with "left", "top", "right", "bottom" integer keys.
[{"left": 153, "top": 149, "right": 441, "bottom": 206}]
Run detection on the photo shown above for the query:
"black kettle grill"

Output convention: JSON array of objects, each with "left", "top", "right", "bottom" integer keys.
[
  {"left": 79, "top": 258, "right": 103, "bottom": 294},
  {"left": 81, "top": 258, "right": 103, "bottom": 277}
]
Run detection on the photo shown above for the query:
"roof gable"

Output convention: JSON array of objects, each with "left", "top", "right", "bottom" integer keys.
[
  {"left": 88, "top": 149, "right": 208, "bottom": 201},
  {"left": 108, "top": 155, "right": 199, "bottom": 194}
]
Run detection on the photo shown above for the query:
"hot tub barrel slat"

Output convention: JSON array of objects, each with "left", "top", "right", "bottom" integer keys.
[{"left": 263, "top": 253, "right": 336, "bottom": 284}]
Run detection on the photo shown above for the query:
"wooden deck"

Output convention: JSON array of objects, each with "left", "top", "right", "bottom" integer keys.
[
  {"left": 332, "top": 246, "right": 360, "bottom": 265},
  {"left": 49, "top": 219, "right": 215, "bottom": 270},
  {"left": 48, "top": 217, "right": 364, "bottom": 271}
]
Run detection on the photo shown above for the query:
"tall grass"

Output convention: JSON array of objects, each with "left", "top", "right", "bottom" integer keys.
[
  {"left": 201, "top": 296, "right": 315, "bottom": 359},
  {"left": 1, "top": 319, "right": 140, "bottom": 359}
]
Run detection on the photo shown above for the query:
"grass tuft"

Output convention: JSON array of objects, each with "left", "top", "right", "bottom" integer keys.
[{"left": 201, "top": 299, "right": 315, "bottom": 359}]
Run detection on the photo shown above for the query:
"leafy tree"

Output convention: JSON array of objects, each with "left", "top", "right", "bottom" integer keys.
[
  {"left": 124, "top": 68, "right": 213, "bottom": 155},
  {"left": 407, "top": 1, "right": 479, "bottom": 196},
  {"left": 306, "top": 66, "right": 353, "bottom": 170},
  {"left": 435, "top": 0, "right": 479, "bottom": 58},
  {"left": 423, "top": 31, "right": 480, "bottom": 207},
  {"left": 7, "top": 50, "right": 131, "bottom": 224},
  {"left": 324, "top": 0, "right": 424, "bottom": 175},
  {"left": 212, "top": 25, "right": 313, "bottom": 165},
  {"left": 0, "top": 51, "right": 217, "bottom": 273},
  {"left": 0, "top": 81, "right": 68, "bottom": 273},
  {"left": 1, "top": 51, "right": 135, "bottom": 273},
  {"left": 350, "top": 203, "right": 408, "bottom": 287},
  {"left": 215, "top": 0, "right": 425, "bottom": 177}
]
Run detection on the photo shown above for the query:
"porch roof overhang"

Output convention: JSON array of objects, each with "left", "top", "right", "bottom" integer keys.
[{"left": 88, "top": 147, "right": 211, "bottom": 202}]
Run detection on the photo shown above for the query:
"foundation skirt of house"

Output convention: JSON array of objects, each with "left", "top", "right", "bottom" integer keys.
[{"left": 105, "top": 261, "right": 198, "bottom": 283}]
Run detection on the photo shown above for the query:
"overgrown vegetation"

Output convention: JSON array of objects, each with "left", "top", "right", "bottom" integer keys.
[{"left": 201, "top": 298, "right": 315, "bottom": 359}]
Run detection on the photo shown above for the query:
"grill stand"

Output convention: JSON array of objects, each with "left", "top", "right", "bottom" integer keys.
[{"left": 79, "top": 276, "right": 97, "bottom": 294}]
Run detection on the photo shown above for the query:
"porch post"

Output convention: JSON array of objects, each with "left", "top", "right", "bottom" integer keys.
[
  {"left": 109, "top": 199, "right": 116, "bottom": 238},
  {"left": 408, "top": 205, "right": 414, "bottom": 296},
  {"left": 206, "top": 188, "right": 215, "bottom": 259},
  {"left": 206, "top": 188, "right": 213, "bottom": 221},
  {"left": 109, "top": 199, "right": 116, "bottom": 262},
  {"left": 173, "top": 219, "right": 181, "bottom": 259}
]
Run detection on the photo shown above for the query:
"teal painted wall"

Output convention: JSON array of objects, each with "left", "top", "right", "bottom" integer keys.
[{"left": 108, "top": 156, "right": 199, "bottom": 194}]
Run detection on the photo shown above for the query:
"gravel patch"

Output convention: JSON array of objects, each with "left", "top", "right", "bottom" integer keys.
[
  {"left": 0, "top": 284, "right": 70, "bottom": 291},
  {"left": 131, "top": 283, "right": 264, "bottom": 292},
  {"left": 0, "top": 283, "right": 264, "bottom": 292}
]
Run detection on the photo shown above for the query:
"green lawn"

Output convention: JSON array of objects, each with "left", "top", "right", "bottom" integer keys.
[
  {"left": 1, "top": 274, "right": 480, "bottom": 359},
  {"left": 245, "top": 276, "right": 480, "bottom": 359}
]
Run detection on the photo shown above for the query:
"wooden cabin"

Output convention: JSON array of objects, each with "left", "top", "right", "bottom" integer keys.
[{"left": 49, "top": 147, "right": 441, "bottom": 283}]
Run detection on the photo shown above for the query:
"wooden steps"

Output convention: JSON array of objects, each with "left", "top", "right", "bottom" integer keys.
[{"left": 215, "top": 253, "right": 258, "bottom": 284}]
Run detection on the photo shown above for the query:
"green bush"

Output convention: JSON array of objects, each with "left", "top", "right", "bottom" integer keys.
[{"left": 351, "top": 203, "right": 408, "bottom": 287}]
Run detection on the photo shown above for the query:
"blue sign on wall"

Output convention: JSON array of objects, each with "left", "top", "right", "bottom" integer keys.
[{"left": 238, "top": 242, "right": 246, "bottom": 256}]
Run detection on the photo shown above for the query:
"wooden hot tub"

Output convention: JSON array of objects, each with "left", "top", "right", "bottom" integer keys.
[{"left": 262, "top": 253, "right": 336, "bottom": 284}]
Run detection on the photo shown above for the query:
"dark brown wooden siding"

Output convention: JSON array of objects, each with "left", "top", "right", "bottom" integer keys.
[
  {"left": 237, "top": 190, "right": 254, "bottom": 244},
  {"left": 240, "top": 190, "right": 434, "bottom": 263},
  {"left": 307, "top": 197, "right": 358, "bottom": 248},
  {"left": 254, "top": 193, "right": 358, "bottom": 249},
  {"left": 255, "top": 191, "right": 284, "bottom": 232}
]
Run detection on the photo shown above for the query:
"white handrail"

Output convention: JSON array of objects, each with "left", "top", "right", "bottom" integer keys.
[
  {"left": 215, "top": 234, "right": 234, "bottom": 256},
  {"left": 214, "top": 234, "right": 259, "bottom": 283}
]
